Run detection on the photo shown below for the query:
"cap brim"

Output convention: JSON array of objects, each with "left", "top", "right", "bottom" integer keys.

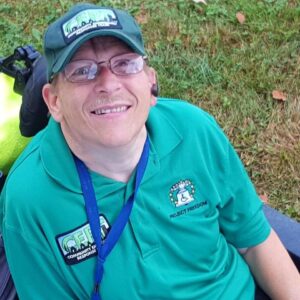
[{"left": 52, "top": 30, "right": 146, "bottom": 75}]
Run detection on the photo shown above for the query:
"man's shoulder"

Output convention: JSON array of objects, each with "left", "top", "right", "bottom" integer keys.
[
  {"left": 0, "top": 131, "right": 47, "bottom": 227},
  {"left": 8, "top": 130, "right": 44, "bottom": 175},
  {"left": 151, "top": 97, "right": 222, "bottom": 136},
  {"left": 155, "top": 97, "right": 212, "bottom": 118},
  {"left": 3, "top": 119, "right": 78, "bottom": 203},
  {"left": 3, "top": 129, "right": 48, "bottom": 200}
]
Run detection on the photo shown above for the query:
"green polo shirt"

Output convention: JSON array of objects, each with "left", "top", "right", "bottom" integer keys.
[{"left": 1, "top": 98, "right": 270, "bottom": 300}]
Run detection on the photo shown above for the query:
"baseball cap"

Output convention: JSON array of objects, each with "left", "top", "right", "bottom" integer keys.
[{"left": 44, "top": 3, "right": 146, "bottom": 80}]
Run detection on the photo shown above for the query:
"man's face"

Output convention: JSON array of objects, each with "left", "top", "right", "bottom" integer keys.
[{"left": 44, "top": 37, "right": 156, "bottom": 148}]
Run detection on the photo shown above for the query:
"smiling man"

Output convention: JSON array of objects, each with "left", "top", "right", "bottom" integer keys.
[
  {"left": 1, "top": 3, "right": 299, "bottom": 300},
  {"left": 43, "top": 36, "right": 156, "bottom": 182}
]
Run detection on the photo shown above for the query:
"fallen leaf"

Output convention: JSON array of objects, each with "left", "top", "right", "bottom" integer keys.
[
  {"left": 272, "top": 90, "right": 287, "bottom": 101},
  {"left": 193, "top": 0, "right": 207, "bottom": 4},
  {"left": 135, "top": 13, "right": 149, "bottom": 24},
  {"left": 236, "top": 12, "right": 246, "bottom": 24},
  {"left": 259, "top": 193, "right": 269, "bottom": 203}
]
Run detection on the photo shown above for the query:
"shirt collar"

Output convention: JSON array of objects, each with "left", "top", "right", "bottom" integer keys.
[{"left": 40, "top": 118, "right": 81, "bottom": 192}]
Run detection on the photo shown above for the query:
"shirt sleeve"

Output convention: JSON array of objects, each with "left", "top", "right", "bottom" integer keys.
[
  {"left": 217, "top": 140, "right": 271, "bottom": 248},
  {"left": 3, "top": 224, "right": 78, "bottom": 300}
]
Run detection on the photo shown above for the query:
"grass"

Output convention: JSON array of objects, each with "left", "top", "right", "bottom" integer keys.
[{"left": 0, "top": 0, "right": 299, "bottom": 220}]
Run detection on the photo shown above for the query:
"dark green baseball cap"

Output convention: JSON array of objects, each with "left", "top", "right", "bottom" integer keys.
[{"left": 44, "top": 3, "right": 146, "bottom": 81}]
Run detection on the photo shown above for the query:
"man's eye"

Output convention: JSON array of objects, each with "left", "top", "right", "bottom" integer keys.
[
  {"left": 73, "top": 66, "right": 90, "bottom": 76},
  {"left": 114, "top": 59, "right": 130, "bottom": 68},
  {"left": 113, "top": 59, "right": 140, "bottom": 74}
]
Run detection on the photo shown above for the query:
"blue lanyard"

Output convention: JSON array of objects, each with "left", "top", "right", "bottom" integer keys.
[{"left": 74, "top": 136, "right": 150, "bottom": 300}]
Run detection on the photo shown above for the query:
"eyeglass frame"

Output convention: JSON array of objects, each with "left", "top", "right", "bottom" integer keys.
[{"left": 61, "top": 52, "right": 148, "bottom": 84}]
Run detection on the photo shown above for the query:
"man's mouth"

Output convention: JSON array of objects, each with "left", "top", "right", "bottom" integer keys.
[{"left": 91, "top": 105, "right": 129, "bottom": 115}]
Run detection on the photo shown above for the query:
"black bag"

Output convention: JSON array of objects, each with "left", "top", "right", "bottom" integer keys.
[{"left": 19, "top": 55, "right": 48, "bottom": 137}]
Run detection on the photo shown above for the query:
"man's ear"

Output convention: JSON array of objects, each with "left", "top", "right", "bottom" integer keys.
[
  {"left": 147, "top": 67, "right": 158, "bottom": 106},
  {"left": 42, "top": 83, "right": 63, "bottom": 122}
]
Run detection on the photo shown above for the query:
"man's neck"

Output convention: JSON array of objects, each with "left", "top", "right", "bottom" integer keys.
[{"left": 64, "top": 128, "right": 147, "bottom": 183}]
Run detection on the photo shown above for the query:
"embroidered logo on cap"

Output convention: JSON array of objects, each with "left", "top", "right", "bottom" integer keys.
[
  {"left": 62, "top": 8, "right": 122, "bottom": 43},
  {"left": 56, "top": 214, "right": 110, "bottom": 265},
  {"left": 169, "top": 179, "right": 195, "bottom": 207}
]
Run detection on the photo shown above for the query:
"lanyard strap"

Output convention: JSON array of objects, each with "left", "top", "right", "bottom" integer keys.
[{"left": 74, "top": 136, "right": 150, "bottom": 300}]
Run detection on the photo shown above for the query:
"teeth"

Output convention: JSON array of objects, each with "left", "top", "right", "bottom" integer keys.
[{"left": 93, "top": 106, "right": 127, "bottom": 115}]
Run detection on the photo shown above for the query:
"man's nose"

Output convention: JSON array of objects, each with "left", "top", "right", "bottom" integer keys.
[{"left": 93, "top": 65, "right": 122, "bottom": 94}]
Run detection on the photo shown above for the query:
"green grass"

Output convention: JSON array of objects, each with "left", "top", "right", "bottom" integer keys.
[{"left": 0, "top": 0, "right": 299, "bottom": 220}]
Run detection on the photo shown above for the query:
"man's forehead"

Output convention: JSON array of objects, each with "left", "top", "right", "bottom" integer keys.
[{"left": 79, "top": 36, "right": 131, "bottom": 52}]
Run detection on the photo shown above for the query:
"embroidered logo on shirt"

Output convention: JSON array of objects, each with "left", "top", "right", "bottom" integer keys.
[
  {"left": 169, "top": 179, "right": 208, "bottom": 218},
  {"left": 56, "top": 214, "right": 110, "bottom": 265},
  {"left": 62, "top": 9, "right": 121, "bottom": 43},
  {"left": 169, "top": 179, "right": 195, "bottom": 207}
]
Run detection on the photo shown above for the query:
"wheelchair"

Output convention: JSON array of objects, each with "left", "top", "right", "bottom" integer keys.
[{"left": 0, "top": 46, "right": 299, "bottom": 300}]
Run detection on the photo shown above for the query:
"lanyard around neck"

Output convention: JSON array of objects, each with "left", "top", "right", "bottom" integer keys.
[{"left": 74, "top": 136, "right": 150, "bottom": 300}]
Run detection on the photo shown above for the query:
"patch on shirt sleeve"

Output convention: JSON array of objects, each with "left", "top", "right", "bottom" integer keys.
[{"left": 56, "top": 214, "right": 110, "bottom": 265}]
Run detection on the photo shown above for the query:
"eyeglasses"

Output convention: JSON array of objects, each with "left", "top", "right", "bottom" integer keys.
[{"left": 63, "top": 53, "right": 146, "bottom": 83}]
